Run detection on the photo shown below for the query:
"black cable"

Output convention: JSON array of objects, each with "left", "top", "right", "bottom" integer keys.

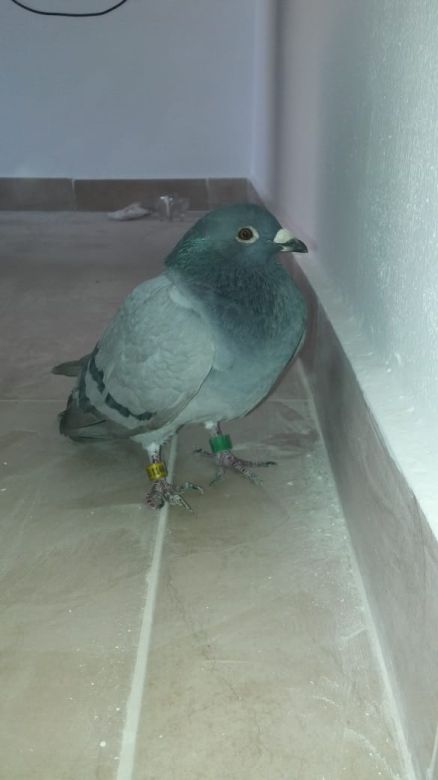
[{"left": 9, "top": 0, "right": 129, "bottom": 17}]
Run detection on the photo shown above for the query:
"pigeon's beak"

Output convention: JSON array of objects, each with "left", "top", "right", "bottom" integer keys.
[{"left": 273, "top": 228, "right": 308, "bottom": 254}]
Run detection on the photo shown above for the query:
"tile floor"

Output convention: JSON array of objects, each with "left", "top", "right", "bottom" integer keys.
[{"left": 0, "top": 212, "right": 405, "bottom": 779}]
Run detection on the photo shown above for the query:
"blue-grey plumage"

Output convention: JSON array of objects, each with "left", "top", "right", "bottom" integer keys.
[{"left": 55, "top": 203, "right": 308, "bottom": 508}]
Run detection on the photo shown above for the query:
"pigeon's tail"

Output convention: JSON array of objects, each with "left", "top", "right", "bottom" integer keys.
[
  {"left": 52, "top": 354, "right": 91, "bottom": 377},
  {"left": 59, "top": 393, "right": 115, "bottom": 441}
]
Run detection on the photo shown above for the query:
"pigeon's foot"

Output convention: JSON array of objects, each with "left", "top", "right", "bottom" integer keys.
[
  {"left": 195, "top": 448, "right": 276, "bottom": 486},
  {"left": 145, "top": 478, "right": 204, "bottom": 511}
]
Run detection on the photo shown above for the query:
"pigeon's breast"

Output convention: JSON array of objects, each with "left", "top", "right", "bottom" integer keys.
[
  {"left": 209, "top": 271, "right": 306, "bottom": 356},
  {"left": 179, "top": 278, "right": 306, "bottom": 423}
]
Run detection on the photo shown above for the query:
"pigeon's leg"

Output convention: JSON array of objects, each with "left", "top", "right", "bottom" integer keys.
[
  {"left": 145, "top": 444, "right": 203, "bottom": 511},
  {"left": 195, "top": 423, "right": 276, "bottom": 485}
]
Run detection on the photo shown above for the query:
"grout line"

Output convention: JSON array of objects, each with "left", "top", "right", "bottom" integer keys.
[
  {"left": 296, "top": 358, "right": 417, "bottom": 780},
  {"left": 116, "top": 436, "right": 177, "bottom": 780}
]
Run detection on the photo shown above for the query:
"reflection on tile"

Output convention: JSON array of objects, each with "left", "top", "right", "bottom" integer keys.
[{"left": 0, "top": 212, "right": 405, "bottom": 779}]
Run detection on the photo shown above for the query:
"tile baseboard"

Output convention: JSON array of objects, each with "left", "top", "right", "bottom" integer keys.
[
  {"left": 0, "top": 178, "right": 75, "bottom": 210},
  {"left": 0, "top": 177, "right": 255, "bottom": 211},
  {"left": 293, "top": 259, "right": 435, "bottom": 780}
]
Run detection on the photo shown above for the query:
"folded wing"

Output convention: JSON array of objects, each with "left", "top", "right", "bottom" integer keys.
[{"left": 60, "top": 276, "right": 215, "bottom": 439}]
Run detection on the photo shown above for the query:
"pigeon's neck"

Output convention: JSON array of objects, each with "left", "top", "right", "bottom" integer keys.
[{"left": 167, "top": 261, "right": 299, "bottom": 343}]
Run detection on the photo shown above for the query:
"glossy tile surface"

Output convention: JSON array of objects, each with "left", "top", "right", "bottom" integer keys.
[{"left": 0, "top": 213, "right": 405, "bottom": 779}]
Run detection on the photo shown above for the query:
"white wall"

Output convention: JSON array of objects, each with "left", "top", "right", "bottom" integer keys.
[
  {"left": 252, "top": 0, "right": 438, "bottom": 437},
  {"left": 0, "top": 0, "right": 254, "bottom": 178},
  {"left": 252, "top": 5, "right": 438, "bottom": 773}
]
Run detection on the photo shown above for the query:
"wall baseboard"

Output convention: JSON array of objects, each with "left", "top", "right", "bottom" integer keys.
[
  {"left": 292, "top": 258, "right": 436, "bottom": 780},
  {"left": 0, "top": 177, "right": 255, "bottom": 211}
]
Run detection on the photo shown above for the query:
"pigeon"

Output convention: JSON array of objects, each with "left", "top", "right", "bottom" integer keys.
[{"left": 54, "top": 203, "right": 308, "bottom": 509}]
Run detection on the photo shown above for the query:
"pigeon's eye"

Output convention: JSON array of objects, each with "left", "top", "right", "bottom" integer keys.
[{"left": 236, "top": 226, "right": 259, "bottom": 244}]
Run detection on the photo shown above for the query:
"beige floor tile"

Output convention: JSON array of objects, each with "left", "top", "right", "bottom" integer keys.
[
  {"left": 0, "top": 402, "right": 158, "bottom": 779},
  {"left": 132, "top": 374, "right": 404, "bottom": 780},
  {"left": 0, "top": 213, "right": 405, "bottom": 780}
]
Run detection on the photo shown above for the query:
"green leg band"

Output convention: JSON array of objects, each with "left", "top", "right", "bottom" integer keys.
[{"left": 209, "top": 433, "right": 232, "bottom": 453}]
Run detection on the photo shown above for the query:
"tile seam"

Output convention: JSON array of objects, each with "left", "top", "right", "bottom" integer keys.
[{"left": 116, "top": 436, "right": 177, "bottom": 780}]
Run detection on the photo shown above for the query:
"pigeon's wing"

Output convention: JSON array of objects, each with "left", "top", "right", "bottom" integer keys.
[{"left": 61, "top": 275, "right": 215, "bottom": 438}]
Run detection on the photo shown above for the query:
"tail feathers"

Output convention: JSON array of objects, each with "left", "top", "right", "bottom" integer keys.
[
  {"left": 59, "top": 394, "right": 114, "bottom": 441},
  {"left": 52, "top": 353, "right": 91, "bottom": 377}
]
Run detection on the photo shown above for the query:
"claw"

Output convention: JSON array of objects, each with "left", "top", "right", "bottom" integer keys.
[
  {"left": 180, "top": 481, "right": 204, "bottom": 495},
  {"left": 145, "top": 478, "right": 203, "bottom": 511},
  {"left": 195, "top": 447, "right": 276, "bottom": 485}
]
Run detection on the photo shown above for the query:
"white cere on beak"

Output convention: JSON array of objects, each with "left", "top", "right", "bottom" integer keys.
[{"left": 273, "top": 228, "right": 295, "bottom": 251}]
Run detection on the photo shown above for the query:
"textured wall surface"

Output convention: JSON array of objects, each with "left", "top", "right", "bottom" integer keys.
[
  {"left": 252, "top": 2, "right": 438, "bottom": 776},
  {"left": 252, "top": 0, "right": 438, "bottom": 435},
  {"left": 0, "top": 0, "right": 254, "bottom": 178}
]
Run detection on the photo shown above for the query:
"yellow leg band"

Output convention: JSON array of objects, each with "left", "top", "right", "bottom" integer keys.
[{"left": 146, "top": 461, "right": 168, "bottom": 481}]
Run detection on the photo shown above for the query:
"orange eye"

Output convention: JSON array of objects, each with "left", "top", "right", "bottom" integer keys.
[{"left": 237, "top": 227, "right": 254, "bottom": 241}]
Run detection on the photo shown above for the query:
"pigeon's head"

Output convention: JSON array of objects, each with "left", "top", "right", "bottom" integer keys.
[{"left": 165, "top": 203, "right": 307, "bottom": 274}]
